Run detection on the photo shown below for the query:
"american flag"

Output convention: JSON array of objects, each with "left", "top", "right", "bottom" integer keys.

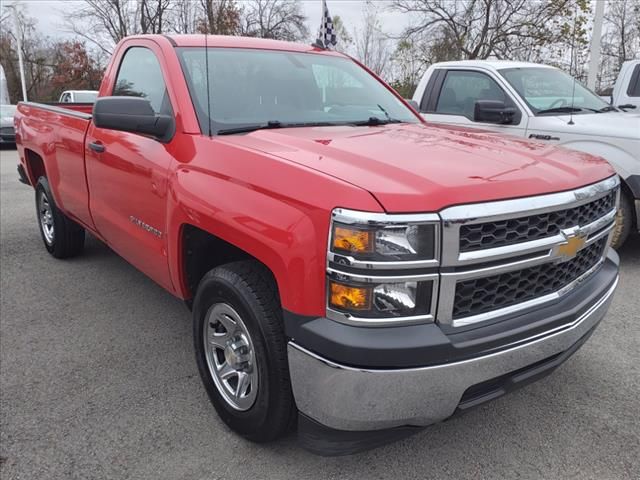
[{"left": 315, "top": 0, "right": 338, "bottom": 49}]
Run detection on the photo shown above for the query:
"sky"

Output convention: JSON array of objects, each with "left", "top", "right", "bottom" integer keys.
[{"left": 7, "top": 0, "right": 410, "bottom": 41}]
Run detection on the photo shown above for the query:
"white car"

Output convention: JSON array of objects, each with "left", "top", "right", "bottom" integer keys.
[
  {"left": 0, "top": 104, "right": 16, "bottom": 145},
  {"left": 611, "top": 59, "right": 639, "bottom": 112},
  {"left": 58, "top": 90, "right": 99, "bottom": 103},
  {"left": 412, "top": 60, "right": 640, "bottom": 247}
]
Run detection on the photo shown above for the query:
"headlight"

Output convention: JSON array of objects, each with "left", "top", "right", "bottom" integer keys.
[
  {"left": 328, "top": 275, "right": 434, "bottom": 320},
  {"left": 326, "top": 209, "right": 440, "bottom": 326},
  {"left": 330, "top": 221, "right": 437, "bottom": 262}
]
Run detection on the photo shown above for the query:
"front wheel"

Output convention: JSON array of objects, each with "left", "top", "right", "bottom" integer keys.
[
  {"left": 192, "top": 261, "right": 295, "bottom": 442},
  {"left": 611, "top": 190, "right": 633, "bottom": 249},
  {"left": 35, "top": 177, "right": 85, "bottom": 258}
]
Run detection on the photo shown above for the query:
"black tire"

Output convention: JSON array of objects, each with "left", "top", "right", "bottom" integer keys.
[
  {"left": 192, "top": 260, "right": 295, "bottom": 442},
  {"left": 611, "top": 189, "right": 633, "bottom": 249},
  {"left": 35, "top": 177, "right": 85, "bottom": 258}
]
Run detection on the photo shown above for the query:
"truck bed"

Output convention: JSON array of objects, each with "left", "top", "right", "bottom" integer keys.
[{"left": 15, "top": 101, "right": 94, "bottom": 228}]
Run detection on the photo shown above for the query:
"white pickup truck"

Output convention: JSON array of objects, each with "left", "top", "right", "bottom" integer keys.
[
  {"left": 412, "top": 60, "right": 640, "bottom": 248},
  {"left": 611, "top": 59, "right": 640, "bottom": 112}
]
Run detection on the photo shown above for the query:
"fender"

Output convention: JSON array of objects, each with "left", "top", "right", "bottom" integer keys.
[{"left": 165, "top": 136, "right": 382, "bottom": 316}]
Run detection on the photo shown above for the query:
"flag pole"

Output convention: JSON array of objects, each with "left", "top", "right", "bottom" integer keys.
[
  {"left": 587, "top": 0, "right": 605, "bottom": 91},
  {"left": 7, "top": 4, "right": 28, "bottom": 101}
]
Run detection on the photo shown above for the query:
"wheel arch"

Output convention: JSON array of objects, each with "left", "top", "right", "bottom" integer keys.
[
  {"left": 178, "top": 224, "right": 282, "bottom": 307},
  {"left": 23, "top": 148, "right": 47, "bottom": 186}
]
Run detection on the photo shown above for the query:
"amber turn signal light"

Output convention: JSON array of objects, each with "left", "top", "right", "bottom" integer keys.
[
  {"left": 332, "top": 226, "right": 373, "bottom": 254},
  {"left": 329, "top": 281, "right": 372, "bottom": 311}
]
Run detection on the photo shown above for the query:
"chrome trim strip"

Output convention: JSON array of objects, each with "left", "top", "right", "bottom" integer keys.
[
  {"left": 327, "top": 251, "right": 439, "bottom": 269},
  {"left": 457, "top": 233, "right": 563, "bottom": 264},
  {"left": 327, "top": 268, "right": 438, "bottom": 284},
  {"left": 325, "top": 309, "right": 435, "bottom": 327},
  {"left": 440, "top": 176, "right": 619, "bottom": 225},
  {"left": 332, "top": 208, "right": 440, "bottom": 225},
  {"left": 582, "top": 208, "right": 617, "bottom": 235}
]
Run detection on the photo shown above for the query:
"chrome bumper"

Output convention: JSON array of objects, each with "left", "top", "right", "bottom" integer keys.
[{"left": 288, "top": 276, "right": 618, "bottom": 432}]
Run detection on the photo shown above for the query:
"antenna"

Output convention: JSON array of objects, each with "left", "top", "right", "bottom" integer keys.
[
  {"left": 568, "top": 6, "right": 578, "bottom": 126},
  {"left": 204, "top": 0, "right": 212, "bottom": 136}
]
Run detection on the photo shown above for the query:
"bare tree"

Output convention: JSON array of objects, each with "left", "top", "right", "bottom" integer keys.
[
  {"left": 169, "top": 0, "right": 199, "bottom": 33},
  {"left": 66, "top": 0, "right": 140, "bottom": 54},
  {"left": 392, "top": 0, "right": 589, "bottom": 60},
  {"left": 197, "top": 0, "right": 242, "bottom": 35},
  {"left": 241, "top": 0, "right": 308, "bottom": 41},
  {"left": 603, "top": 0, "right": 640, "bottom": 69},
  {"left": 139, "top": 0, "right": 173, "bottom": 34},
  {"left": 353, "top": 3, "right": 392, "bottom": 77},
  {"left": 1, "top": 6, "right": 51, "bottom": 101}
]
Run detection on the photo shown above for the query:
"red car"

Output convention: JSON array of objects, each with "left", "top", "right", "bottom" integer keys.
[{"left": 15, "top": 35, "right": 620, "bottom": 455}]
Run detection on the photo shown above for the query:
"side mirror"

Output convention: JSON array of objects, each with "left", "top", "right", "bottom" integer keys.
[
  {"left": 405, "top": 99, "right": 420, "bottom": 111},
  {"left": 473, "top": 100, "right": 516, "bottom": 124},
  {"left": 93, "top": 96, "right": 173, "bottom": 140}
]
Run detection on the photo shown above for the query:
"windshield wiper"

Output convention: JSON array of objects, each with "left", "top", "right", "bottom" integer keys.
[
  {"left": 217, "top": 120, "right": 284, "bottom": 135},
  {"left": 598, "top": 105, "right": 619, "bottom": 112},
  {"left": 537, "top": 107, "right": 583, "bottom": 115},
  {"left": 217, "top": 120, "right": 345, "bottom": 135},
  {"left": 350, "top": 116, "right": 404, "bottom": 126}
]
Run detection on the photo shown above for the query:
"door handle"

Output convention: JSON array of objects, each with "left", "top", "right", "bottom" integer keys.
[{"left": 89, "top": 141, "right": 105, "bottom": 153}]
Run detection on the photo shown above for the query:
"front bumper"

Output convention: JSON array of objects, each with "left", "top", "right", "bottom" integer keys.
[
  {"left": 0, "top": 126, "right": 16, "bottom": 143},
  {"left": 288, "top": 253, "right": 618, "bottom": 435}
]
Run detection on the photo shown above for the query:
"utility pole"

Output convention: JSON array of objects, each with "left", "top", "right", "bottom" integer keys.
[
  {"left": 587, "top": 0, "right": 605, "bottom": 91},
  {"left": 7, "top": 3, "right": 28, "bottom": 101}
]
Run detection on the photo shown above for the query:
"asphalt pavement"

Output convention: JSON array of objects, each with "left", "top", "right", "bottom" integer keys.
[{"left": 1, "top": 147, "right": 638, "bottom": 480}]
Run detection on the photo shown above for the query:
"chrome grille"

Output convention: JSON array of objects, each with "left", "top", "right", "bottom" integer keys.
[
  {"left": 438, "top": 176, "right": 620, "bottom": 328},
  {"left": 453, "top": 237, "right": 607, "bottom": 319},
  {"left": 459, "top": 191, "right": 616, "bottom": 252}
]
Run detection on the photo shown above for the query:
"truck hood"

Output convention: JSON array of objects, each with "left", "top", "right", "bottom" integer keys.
[
  {"left": 221, "top": 123, "right": 614, "bottom": 212},
  {"left": 541, "top": 111, "right": 640, "bottom": 140}
]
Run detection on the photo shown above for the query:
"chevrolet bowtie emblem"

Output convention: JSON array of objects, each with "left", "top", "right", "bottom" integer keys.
[{"left": 557, "top": 231, "right": 586, "bottom": 260}]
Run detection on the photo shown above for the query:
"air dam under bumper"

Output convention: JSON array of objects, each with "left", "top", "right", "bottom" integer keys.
[{"left": 288, "top": 274, "right": 618, "bottom": 434}]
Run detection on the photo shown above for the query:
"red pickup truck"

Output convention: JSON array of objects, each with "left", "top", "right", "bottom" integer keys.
[{"left": 15, "top": 35, "right": 620, "bottom": 455}]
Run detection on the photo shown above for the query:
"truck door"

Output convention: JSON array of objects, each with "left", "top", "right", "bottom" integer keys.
[
  {"left": 420, "top": 69, "right": 527, "bottom": 137},
  {"left": 85, "top": 45, "right": 175, "bottom": 292}
]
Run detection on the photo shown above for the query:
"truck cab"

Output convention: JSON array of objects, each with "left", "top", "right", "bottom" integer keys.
[
  {"left": 412, "top": 60, "right": 640, "bottom": 248},
  {"left": 611, "top": 59, "right": 640, "bottom": 111}
]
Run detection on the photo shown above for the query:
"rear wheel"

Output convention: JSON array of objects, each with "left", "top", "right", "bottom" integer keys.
[
  {"left": 35, "top": 177, "right": 85, "bottom": 258},
  {"left": 611, "top": 189, "right": 633, "bottom": 249},
  {"left": 192, "top": 261, "right": 295, "bottom": 442}
]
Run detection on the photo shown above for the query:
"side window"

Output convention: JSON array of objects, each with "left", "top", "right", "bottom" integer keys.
[
  {"left": 113, "top": 47, "right": 172, "bottom": 115},
  {"left": 61, "top": 93, "right": 70, "bottom": 103},
  {"left": 627, "top": 64, "right": 640, "bottom": 97},
  {"left": 435, "top": 70, "right": 515, "bottom": 121}
]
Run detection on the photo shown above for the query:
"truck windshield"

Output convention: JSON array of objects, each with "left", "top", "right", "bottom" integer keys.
[
  {"left": 177, "top": 47, "right": 418, "bottom": 134},
  {"left": 499, "top": 67, "right": 612, "bottom": 115}
]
